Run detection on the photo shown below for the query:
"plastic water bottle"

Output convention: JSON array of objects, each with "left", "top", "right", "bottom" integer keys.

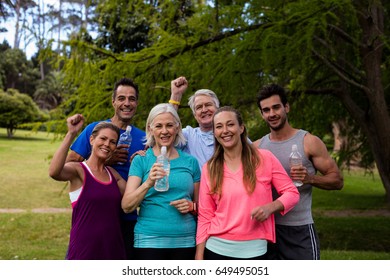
[
  {"left": 117, "top": 125, "right": 132, "bottom": 165},
  {"left": 154, "top": 146, "right": 170, "bottom": 192},
  {"left": 289, "top": 144, "right": 303, "bottom": 187}
]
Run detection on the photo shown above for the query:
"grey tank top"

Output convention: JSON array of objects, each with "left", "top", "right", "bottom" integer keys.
[{"left": 259, "top": 129, "right": 316, "bottom": 226}]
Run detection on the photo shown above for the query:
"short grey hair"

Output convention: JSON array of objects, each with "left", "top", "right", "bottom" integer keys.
[
  {"left": 145, "top": 103, "right": 187, "bottom": 147},
  {"left": 188, "top": 89, "right": 220, "bottom": 115}
]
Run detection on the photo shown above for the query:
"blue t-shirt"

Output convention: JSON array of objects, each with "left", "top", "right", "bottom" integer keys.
[
  {"left": 70, "top": 119, "right": 146, "bottom": 220},
  {"left": 129, "top": 148, "right": 200, "bottom": 248}
]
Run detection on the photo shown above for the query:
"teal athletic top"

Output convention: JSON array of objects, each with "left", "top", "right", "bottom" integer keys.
[{"left": 129, "top": 148, "right": 201, "bottom": 248}]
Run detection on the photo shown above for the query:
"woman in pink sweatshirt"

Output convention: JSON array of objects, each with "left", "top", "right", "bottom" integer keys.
[{"left": 195, "top": 106, "right": 299, "bottom": 260}]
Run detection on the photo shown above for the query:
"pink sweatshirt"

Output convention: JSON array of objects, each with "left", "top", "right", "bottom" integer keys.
[{"left": 196, "top": 149, "right": 299, "bottom": 244}]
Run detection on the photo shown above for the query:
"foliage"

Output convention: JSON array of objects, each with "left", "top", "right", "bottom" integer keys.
[
  {"left": 15, "top": 0, "right": 385, "bottom": 202},
  {"left": 94, "top": 0, "right": 151, "bottom": 53},
  {"left": 0, "top": 47, "right": 40, "bottom": 96},
  {"left": 254, "top": 1, "right": 390, "bottom": 203},
  {"left": 0, "top": 89, "right": 47, "bottom": 137},
  {"left": 33, "top": 71, "right": 67, "bottom": 110}
]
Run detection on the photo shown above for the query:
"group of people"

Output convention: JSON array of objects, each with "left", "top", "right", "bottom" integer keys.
[{"left": 49, "top": 76, "right": 343, "bottom": 260}]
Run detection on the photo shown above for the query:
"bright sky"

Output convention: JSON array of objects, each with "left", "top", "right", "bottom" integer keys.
[{"left": 0, "top": 0, "right": 59, "bottom": 59}]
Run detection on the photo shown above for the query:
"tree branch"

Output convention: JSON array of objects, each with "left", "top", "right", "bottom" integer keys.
[
  {"left": 79, "top": 5, "right": 335, "bottom": 78},
  {"left": 133, "top": 5, "right": 334, "bottom": 77},
  {"left": 311, "top": 48, "right": 370, "bottom": 93},
  {"left": 302, "top": 87, "right": 366, "bottom": 127},
  {"left": 313, "top": 36, "right": 365, "bottom": 80},
  {"left": 327, "top": 24, "right": 364, "bottom": 48},
  {"left": 135, "top": 22, "right": 274, "bottom": 77}
]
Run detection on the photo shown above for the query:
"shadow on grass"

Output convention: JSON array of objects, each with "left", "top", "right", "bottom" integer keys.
[
  {"left": 0, "top": 134, "right": 52, "bottom": 142},
  {"left": 316, "top": 216, "right": 390, "bottom": 252}
]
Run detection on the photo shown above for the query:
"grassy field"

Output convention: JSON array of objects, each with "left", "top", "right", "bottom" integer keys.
[
  {"left": 0, "top": 128, "right": 389, "bottom": 260},
  {"left": 0, "top": 128, "right": 71, "bottom": 260},
  {"left": 0, "top": 129, "right": 70, "bottom": 209},
  {"left": 312, "top": 169, "right": 390, "bottom": 259}
]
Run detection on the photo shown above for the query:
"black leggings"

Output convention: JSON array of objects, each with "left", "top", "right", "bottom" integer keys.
[
  {"left": 134, "top": 247, "right": 196, "bottom": 260},
  {"left": 204, "top": 248, "right": 266, "bottom": 260}
]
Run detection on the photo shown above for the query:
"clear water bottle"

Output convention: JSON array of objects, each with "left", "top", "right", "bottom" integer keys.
[
  {"left": 117, "top": 125, "right": 132, "bottom": 165},
  {"left": 289, "top": 144, "right": 303, "bottom": 187},
  {"left": 154, "top": 146, "right": 170, "bottom": 192}
]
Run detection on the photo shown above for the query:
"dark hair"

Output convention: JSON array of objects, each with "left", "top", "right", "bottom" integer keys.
[
  {"left": 91, "top": 122, "right": 120, "bottom": 142},
  {"left": 256, "top": 84, "right": 288, "bottom": 111},
  {"left": 112, "top": 78, "right": 139, "bottom": 100},
  {"left": 207, "top": 106, "right": 260, "bottom": 196}
]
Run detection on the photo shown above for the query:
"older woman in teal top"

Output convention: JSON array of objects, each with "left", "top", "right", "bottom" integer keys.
[{"left": 122, "top": 103, "right": 200, "bottom": 260}]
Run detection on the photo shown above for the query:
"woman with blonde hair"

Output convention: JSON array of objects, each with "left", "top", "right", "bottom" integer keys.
[
  {"left": 122, "top": 103, "right": 201, "bottom": 260},
  {"left": 49, "top": 114, "right": 127, "bottom": 259}
]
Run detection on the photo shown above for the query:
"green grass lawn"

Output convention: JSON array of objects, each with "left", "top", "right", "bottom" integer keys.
[
  {"left": 0, "top": 128, "right": 70, "bottom": 209},
  {"left": 313, "top": 168, "right": 390, "bottom": 259},
  {"left": 0, "top": 128, "right": 389, "bottom": 260},
  {"left": 0, "top": 128, "right": 71, "bottom": 260},
  {"left": 0, "top": 213, "right": 70, "bottom": 260}
]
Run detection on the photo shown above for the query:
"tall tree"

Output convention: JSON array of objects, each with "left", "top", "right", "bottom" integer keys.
[
  {"left": 253, "top": 0, "right": 390, "bottom": 202},
  {"left": 94, "top": 0, "right": 150, "bottom": 53},
  {"left": 33, "top": 70, "right": 65, "bottom": 110},
  {"left": 58, "top": 0, "right": 390, "bottom": 203},
  {"left": 0, "top": 47, "right": 40, "bottom": 95},
  {"left": 8, "top": 0, "right": 36, "bottom": 49}
]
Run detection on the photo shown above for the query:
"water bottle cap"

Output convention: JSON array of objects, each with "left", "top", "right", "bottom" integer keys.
[
  {"left": 126, "top": 125, "right": 132, "bottom": 132},
  {"left": 161, "top": 146, "right": 167, "bottom": 155}
]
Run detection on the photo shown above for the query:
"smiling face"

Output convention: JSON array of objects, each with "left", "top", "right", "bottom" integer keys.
[
  {"left": 149, "top": 112, "right": 179, "bottom": 149},
  {"left": 259, "top": 94, "right": 289, "bottom": 132},
  {"left": 193, "top": 94, "right": 218, "bottom": 131},
  {"left": 90, "top": 128, "right": 119, "bottom": 160},
  {"left": 213, "top": 111, "right": 244, "bottom": 150},
  {"left": 112, "top": 85, "right": 138, "bottom": 123}
]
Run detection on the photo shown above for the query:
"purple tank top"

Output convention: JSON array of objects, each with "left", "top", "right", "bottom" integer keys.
[{"left": 67, "top": 162, "right": 126, "bottom": 260}]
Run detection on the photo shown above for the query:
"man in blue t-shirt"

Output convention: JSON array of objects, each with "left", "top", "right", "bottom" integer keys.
[{"left": 66, "top": 77, "right": 146, "bottom": 259}]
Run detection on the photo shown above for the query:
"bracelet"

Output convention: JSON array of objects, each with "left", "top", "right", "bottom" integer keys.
[{"left": 169, "top": 99, "right": 180, "bottom": 105}]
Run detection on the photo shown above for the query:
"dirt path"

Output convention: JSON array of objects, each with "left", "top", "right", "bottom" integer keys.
[
  {"left": 313, "top": 209, "right": 390, "bottom": 217},
  {"left": 0, "top": 208, "right": 71, "bottom": 213}
]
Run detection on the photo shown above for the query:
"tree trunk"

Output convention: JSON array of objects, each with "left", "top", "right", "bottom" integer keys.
[
  {"left": 357, "top": 2, "right": 390, "bottom": 203},
  {"left": 57, "top": 0, "right": 62, "bottom": 52},
  {"left": 336, "top": 1, "right": 390, "bottom": 204},
  {"left": 13, "top": 0, "right": 21, "bottom": 49},
  {"left": 7, "top": 126, "right": 14, "bottom": 138},
  {"left": 82, "top": 0, "right": 88, "bottom": 31}
]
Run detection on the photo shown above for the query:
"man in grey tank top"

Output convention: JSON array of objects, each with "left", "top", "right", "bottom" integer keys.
[{"left": 253, "top": 84, "right": 344, "bottom": 260}]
